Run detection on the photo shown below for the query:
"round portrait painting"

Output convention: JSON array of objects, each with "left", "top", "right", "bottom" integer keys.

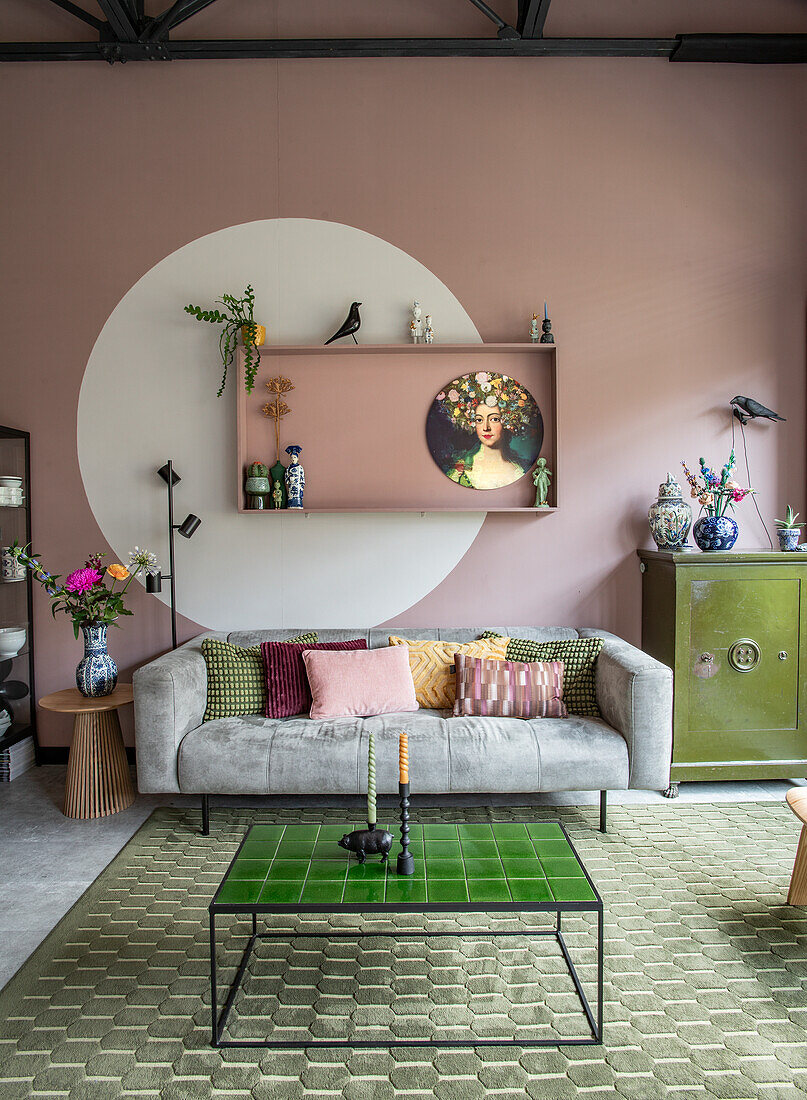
[{"left": 426, "top": 371, "right": 543, "bottom": 490}]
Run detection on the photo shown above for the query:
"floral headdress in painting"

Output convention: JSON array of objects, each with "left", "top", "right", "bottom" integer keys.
[{"left": 434, "top": 372, "right": 538, "bottom": 436}]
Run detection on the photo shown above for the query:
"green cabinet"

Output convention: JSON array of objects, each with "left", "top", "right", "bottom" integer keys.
[{"left": 638, "top": 549, "right": 807, "bottom": 793}]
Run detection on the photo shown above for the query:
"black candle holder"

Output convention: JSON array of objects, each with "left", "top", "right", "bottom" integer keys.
[{"left": 397, "top": 781, "right": 414, "bottom": 875}]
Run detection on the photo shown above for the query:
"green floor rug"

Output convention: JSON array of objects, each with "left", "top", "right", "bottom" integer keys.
[{"left": 1, "top": 802, "right": 806, "bottom": 1099}]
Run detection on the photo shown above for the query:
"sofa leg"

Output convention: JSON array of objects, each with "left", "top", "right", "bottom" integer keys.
[
  {"left": 599, "top": 791, "right": 607, "bottom": 833},
  {"left": 201, "top": 794, "right": 210, "bottom": 835}
]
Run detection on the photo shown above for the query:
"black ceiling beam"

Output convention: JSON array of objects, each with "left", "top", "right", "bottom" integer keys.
[
  {"left": 1, "top": 33, "right": 806, "bottom": 63},
  {"left": 141, "top": 0, "right": 221, "bottom": 41},
  {"left": 95, "top": 0, "right": 137, "bottom": 41},
  {"left": 46, "top": 0, "right": 105, "bottom": 32},
  {"left": 518, "top": 0, "right": 552, "bottom": 39},
  {"left": 671, "top": 34, "right": 807, "bottom": 64},
  {"left": 0, "top": 37, "right": 677, "bottom": 61}
]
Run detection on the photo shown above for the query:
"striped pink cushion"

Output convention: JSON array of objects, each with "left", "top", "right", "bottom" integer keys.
[
  {"left": 453, "top": 653, "right": 567, "bottom": 719},
  {"left": 262, "top": 639, "right": 367, "bottom": 718}
]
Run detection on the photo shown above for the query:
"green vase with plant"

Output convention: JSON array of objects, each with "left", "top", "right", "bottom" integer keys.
[
  {"left": 184, "top": 283, "right": 264, "bottom": 396},
  {"left": 775, "top": 506, "right": 803, "bottom": 552}
]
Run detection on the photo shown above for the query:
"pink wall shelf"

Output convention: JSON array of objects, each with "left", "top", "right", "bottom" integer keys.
[{"left": 236, "top": 343, "right": 558, "bottom": 515}]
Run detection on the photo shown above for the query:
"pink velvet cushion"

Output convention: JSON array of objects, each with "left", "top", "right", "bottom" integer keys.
[
  {"left": 453, "top": 652, "right": 567, "bottom": 719},
  {"left": 302, "top": 645, "right": 419, "bottom": 720},
  {"left": 262, "top": 639, "right": 367, "bottom": 718}
]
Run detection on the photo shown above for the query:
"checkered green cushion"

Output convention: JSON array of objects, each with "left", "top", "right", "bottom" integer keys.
[
  {"left": 202, "top": 634, "right": 318, "bottom": 722},
  {"left": 481, "top": 632, "right": 603, "bottom": 717}
]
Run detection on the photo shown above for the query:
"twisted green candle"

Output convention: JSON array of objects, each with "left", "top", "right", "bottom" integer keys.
[{"left": 367, "top": 730, "right": 376, "bottom": 827}]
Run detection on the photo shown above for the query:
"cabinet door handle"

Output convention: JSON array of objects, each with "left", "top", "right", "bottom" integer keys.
[
  {"left": 779, "top": 651, "right": 788, "bottom": 661},
  {"left": 700, "top": 653, "right": 714, "bottom": 663}
]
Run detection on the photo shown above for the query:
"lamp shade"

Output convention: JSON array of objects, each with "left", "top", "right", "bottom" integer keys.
[
  {"left": 157, "top": 463, "right": 181, "bottom": 486},
  {"left": 178, "top": 514, "right": 201, "bottom": 539},
  {"left": 145, "top": 571, "right": 162, "bottom": 593}
]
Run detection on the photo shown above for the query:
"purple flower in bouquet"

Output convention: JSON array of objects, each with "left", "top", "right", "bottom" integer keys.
[{"left": 65, "top": 568, "right": 103, "bottom": 595}]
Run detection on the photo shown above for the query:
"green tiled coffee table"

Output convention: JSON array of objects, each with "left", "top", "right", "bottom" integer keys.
[{"left": 209, "top": 820, "right": 603, "bottom": 1048}]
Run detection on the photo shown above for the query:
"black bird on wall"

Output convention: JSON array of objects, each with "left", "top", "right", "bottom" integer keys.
[
  {"left": 325, "top": 302, "right": 362, "bottom": 345},
  {"left": 730, "top": 395, "right": 786, "bottom": 425}
]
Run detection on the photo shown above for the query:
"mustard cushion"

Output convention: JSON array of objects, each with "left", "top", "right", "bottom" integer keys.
[{"left": 388, "top": 635, "right": 509, "bottom": 710}]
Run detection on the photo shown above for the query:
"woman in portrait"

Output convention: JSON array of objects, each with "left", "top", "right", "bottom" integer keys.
[{"left": 428, "top": 372, "right": 542, "bottom": 490}]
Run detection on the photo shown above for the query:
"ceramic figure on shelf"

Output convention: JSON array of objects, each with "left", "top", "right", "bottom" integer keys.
[
  {"left": 272, "top": 480, "right": 284, "bottom": 510},
  {"left": 648, "top": 472, "right": 692, "bottom": 551},
  {"left": 540, "top": 317, "right": 554, "bottom": 344},
  {"left": 285, "top": 446, "right": 305, "bottom": 509},
  {"left": 424, "top": 315, "right": 435, "bottom": 344},
  {"left": 530, "top": 314, "right": 540, "bottom": 342},
  {"left": 410, "top": 300, "right": 424, "bottom": 343},
  {"left": 269, "top": 461, "right": 287, "bottom": 508},
  {"left": 532, "top": 458, "right": 552, "bottom": 508}
]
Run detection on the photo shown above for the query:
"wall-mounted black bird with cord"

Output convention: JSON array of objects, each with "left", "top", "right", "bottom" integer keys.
[
  {"left": 325, "top": 302, "right": 362, "bottom": 345},
  {"left": 730, "top": 396, "right": 786, "bottom": 425}
]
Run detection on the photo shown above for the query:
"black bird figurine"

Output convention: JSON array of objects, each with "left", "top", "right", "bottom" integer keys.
[
  {"left": 325, "top": 302, "right": 362, "bottom": 345},
  {"left": 730, "top": 395, "right": 786, "bottom": 425}
]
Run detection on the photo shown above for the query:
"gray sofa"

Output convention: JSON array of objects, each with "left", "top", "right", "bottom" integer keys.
[{"left": 133, "top": 627, "right": 673, "bottom": 834}]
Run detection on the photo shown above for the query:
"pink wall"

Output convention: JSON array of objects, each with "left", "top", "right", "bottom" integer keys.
[{"left": 1, "top": 38, "right": 806, "bottom": 746}]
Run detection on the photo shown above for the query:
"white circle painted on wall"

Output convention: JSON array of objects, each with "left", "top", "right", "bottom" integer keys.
[{"left": 77, "top": 219, "right": 483, "bottom": 630}]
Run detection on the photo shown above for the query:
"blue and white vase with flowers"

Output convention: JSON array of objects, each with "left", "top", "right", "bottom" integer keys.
[
  {"left": 681, "top": 452, "right": 754, "bottom": 553},
  {"left": 10, "top": 544, "right": 158, "bottom": 697}
]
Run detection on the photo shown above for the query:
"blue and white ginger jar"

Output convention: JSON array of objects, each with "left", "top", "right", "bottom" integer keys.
[
  {"left": 648, "top": 472, "right": 692, "bottom": 551},
  {"left": 76, "top": 623, "right": 118, "bottom": 697}
]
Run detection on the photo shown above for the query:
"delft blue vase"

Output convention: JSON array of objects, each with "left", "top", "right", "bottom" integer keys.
[
  {"left": 76, "top": 623, "right": 118, "bottom": 698},
  {"left": 693, "top": 515, "right": 739, "bottom": 552}
]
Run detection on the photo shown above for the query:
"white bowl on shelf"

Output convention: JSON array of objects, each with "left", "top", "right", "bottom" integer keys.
[
  {"left": 0, "top": 476, "right": 23, "bottom": 488},
  {"left": 0, "top": 627, "right": 26, "bottom": 658}
]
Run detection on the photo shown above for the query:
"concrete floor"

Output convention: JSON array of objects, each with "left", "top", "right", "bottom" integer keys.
[{"left": 0, "top": 765, "right": 803, "bottom": 991}]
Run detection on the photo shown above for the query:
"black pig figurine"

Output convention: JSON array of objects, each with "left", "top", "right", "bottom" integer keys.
[{"left": 338, "top": 827, "right": 394, "bottom": 864}]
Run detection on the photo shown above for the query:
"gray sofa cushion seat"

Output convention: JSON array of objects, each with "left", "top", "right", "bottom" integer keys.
[{"left": 177, "top": 709, "right": 629, "bottom": 795}]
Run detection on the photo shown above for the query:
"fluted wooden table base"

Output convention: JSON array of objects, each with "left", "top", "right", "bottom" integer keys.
[
  {"left": 40, "top": 686, "right": 135, "bottom": 821},
  {"left": 63, "top": 708, "right": 135, "bottom": 819},
  {"left": 787, "top": 788, "right": 807, "bottom": 906}
]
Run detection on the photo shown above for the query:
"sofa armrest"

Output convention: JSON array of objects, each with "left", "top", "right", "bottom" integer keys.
[
  {"left": 579, "top": 629, "right": 673, "bottom": 791},
  {"left": 133, "top": 632, "right": 220, "bottom": 793}
]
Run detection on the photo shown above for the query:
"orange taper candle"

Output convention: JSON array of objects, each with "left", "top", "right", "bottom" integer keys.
[{"left": 399, "top": 730, "right": 409, "bottom": 784}]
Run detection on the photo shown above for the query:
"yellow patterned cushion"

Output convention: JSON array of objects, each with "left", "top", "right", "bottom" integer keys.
[{"left": 388, "top": 636, "right": 509, "bottom": 710}]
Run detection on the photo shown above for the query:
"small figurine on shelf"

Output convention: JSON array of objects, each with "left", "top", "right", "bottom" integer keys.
[
  {"left": 271, "top": 479, "right": 284, "bottom": 510},
  {"left": 424, "top": 315, "right": 435, "bottom": 344},
  {"left": 410, "top": 300, "right": 424, "bottom": 343},
  {"left": 530, "top": 314, "right": 540, "bottom": 342},
  {"left": 532, "top": 458, "right": 552, "bottom": 508},
  {"left": 540, "top": 302, "right": 555, "bottom": 344},
  {"left": 285, "top": 446, "right": 305, "bottom": 509}
]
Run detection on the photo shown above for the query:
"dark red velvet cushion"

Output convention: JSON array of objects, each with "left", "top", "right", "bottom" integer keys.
[{"left": 262, "top": 639, "right": 368, "bottom": 718}]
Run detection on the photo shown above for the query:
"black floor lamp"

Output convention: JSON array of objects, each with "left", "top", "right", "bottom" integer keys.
[{"left": 145, "top": 460, "right": 201, "bottom": 650}]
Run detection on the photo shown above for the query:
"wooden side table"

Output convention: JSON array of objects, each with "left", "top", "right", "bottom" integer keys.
[
  {"left": 787, "top": 787, "right": 807, "bottom": 906},
  {"left": 39, "top": 686, "right": 135, "bottom": 819}
]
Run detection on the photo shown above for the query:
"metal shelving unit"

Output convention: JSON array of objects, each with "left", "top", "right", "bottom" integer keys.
[{"left": 0, "top": 426, "right": 37, "bottom": 761}]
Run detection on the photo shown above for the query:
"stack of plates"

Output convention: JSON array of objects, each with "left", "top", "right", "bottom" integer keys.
[
  {"left": 0, "top": 735, "right": 35, "bottom": 781},
  {"left": 0, "top": 476, "right": 24, "bottom": 507}
]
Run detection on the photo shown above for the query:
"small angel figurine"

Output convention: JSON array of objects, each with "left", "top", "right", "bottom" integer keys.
[
  {"left": 424, "top": 315, "right": 434, "bottom": 344},
  {"left": 410, "top": 300, "right": 424, "bottom": 343},
  {"left": 532, "top": 458, "right": 552, "bottom": 508},
  {"left": 530, "top": 314, "right": 540, "bottom": 342}
]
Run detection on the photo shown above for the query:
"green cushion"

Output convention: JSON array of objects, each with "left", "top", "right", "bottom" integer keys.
[
  {"left": 481, "top": 632, "right": 603, "bottom": 717},
  {"left": 202, "top": 633, "right": 318, "bottom": 722}
]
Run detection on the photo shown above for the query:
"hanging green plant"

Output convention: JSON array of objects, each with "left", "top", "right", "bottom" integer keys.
[{"left": 184, "top": 284, "right": 265, "bottom": 396}]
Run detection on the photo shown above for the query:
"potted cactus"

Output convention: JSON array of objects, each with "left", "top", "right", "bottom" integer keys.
[
  {"left": 244, "top": 461, "right": 271, "bottom": 510},
  {"left": 775, "top": 506, "right": 803, "bottom": 551},
  {"left": 184, "top": 283, "right": 265, "bottom": 396}
]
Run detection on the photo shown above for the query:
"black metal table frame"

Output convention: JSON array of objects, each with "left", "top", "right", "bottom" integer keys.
[{"left": 209, "top": 826, "right": 604, "bottom": 1050}]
